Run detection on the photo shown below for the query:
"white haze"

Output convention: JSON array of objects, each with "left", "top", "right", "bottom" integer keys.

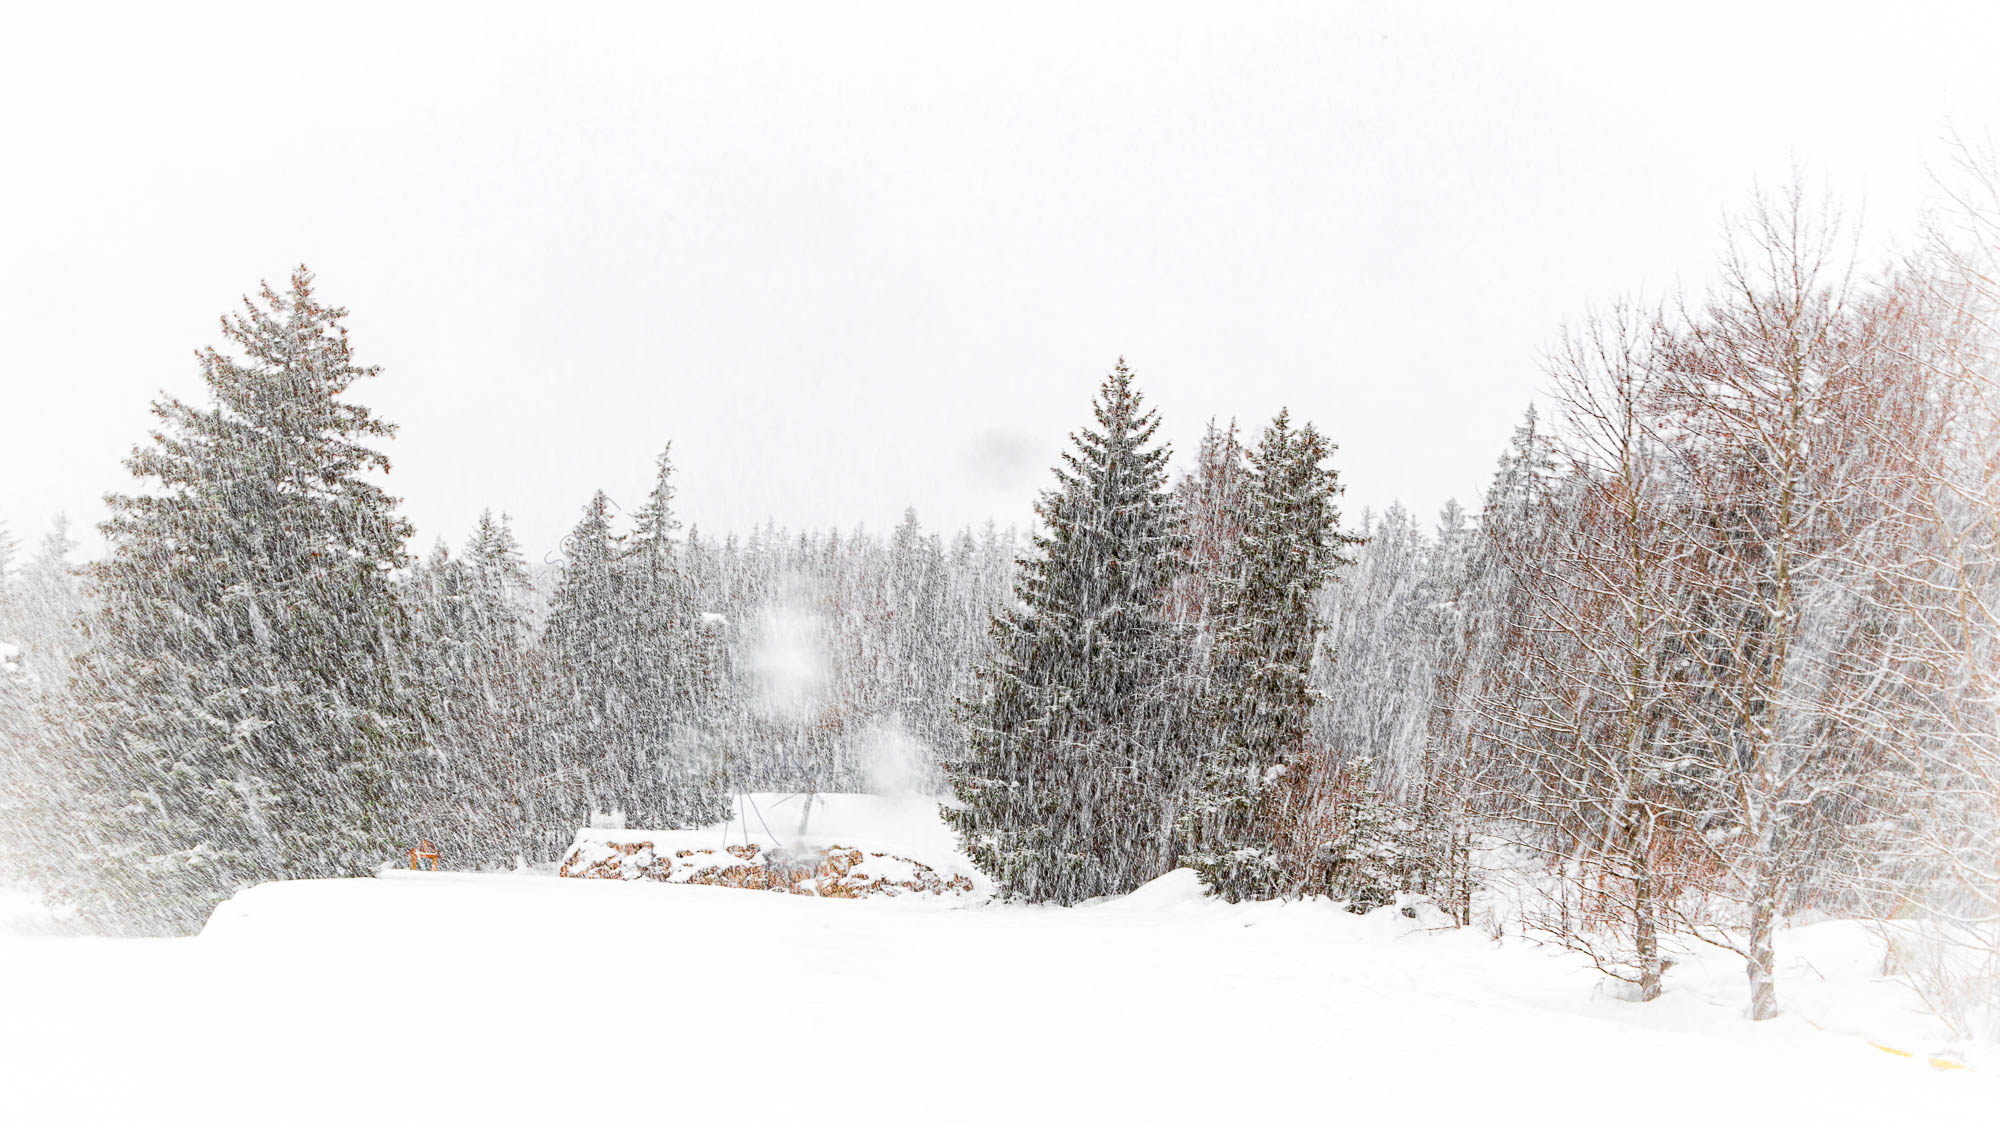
[
  {"left": 858, "top": 717, "right": 942, "bottom": 798},
  {"left": 746, "top": 603, "right": 827, "bottom": 724},
  {"left": 6, "top": 3, "right": 2000, "bottom": 559}
]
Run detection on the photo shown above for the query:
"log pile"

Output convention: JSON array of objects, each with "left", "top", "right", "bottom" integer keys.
[{"left": 557, "top": 838, "right": 975, "bottom": 899}]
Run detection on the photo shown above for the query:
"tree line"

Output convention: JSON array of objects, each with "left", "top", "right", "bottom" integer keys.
[
  {"left": 1, "top": 169, "right": 1996, "bottom": 1033},
  {"left": 1313, "top": 181, "right": 2000, "bottom": 1029},
  {"left": 0, "top": 273, "right": 1016, "bottom": 931},
  {"left": 943, "top": 178, "right": 2000, "bottom": 1030}
]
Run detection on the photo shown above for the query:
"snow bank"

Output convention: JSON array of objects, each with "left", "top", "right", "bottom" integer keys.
[
  {"left": 0, "top": 883, "right": 66, "bottom": 937},
  {"left": 5, "top": 866, "right": 1982, "bottom": 1123},
  {"left": 5, "top": 796, "right": 1993, "bottom": 1120},
  {"left": 1616, "top": 918, "right": 1992, "bottom": 1071}
]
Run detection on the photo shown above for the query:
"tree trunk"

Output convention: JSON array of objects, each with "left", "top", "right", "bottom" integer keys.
[
  {"left": 1745, "top": 884, "right": 1779, "bottom": 1020},
  {"left": 1455, "top": 829, "right": 1473, "bottom": 927},
  {"left": 1634, "top": 856, "right": 1661, "bottom": 1002}
]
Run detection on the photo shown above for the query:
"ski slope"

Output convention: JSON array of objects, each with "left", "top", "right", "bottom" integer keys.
[{"left": 0, "top": 796, "right": 1990, "bottom": 1122}]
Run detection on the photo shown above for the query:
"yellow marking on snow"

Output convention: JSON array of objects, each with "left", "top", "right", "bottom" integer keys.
[{"left": 1868, "top": 1041, "right": 1968, "bottom": 1071}]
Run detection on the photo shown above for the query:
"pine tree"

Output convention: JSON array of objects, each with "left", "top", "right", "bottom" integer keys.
[
  {"left": 67, "top": 268, "right": 421, "bottom": 933},
  {"left": 458, "top": 510, "right": 552, "bottom": 859},
  {"left": 0, "top": 518, "right": 33, "bottom": 894},
  {"left": 1304, "top": 756, "right": 1406, "bottom": 911},
  {"left": 540, "top": 453, "right": 726, "bottom": 835},
  {"left": 0, "top": 515, "right": 85, "bottom": 686},
  {"left": 0, "top": 522, "right": 17, "bottom": 595},
  {"left": 541, "top": 491, "right": 630, "bottom": 826},
  {"left": 1168, "top": 418, "right": 1249, "bottom": 632},
  {"left": 401, "top": 511, "right": 549, "bottom": 866},
  {"left": 404, "top": 541, "right": 483, "bottom": 856},
  {"left": 0, "top": 516, "right": 90, "bottom": 912},
  {"left": 622, "top": 446, "right": 726, "bottom": 828},
  {"left": 1183, "top": 409, "right": 1358, "bottom": 901},
  {"left": 1409, "top": 498, "right": 1483, "bottom": 924},
  {"left": 888, "top": 507, "right": 952, "bottom": 751},
  {"left": 945, "top": 359, "right": 1188, "bottom": 903}
]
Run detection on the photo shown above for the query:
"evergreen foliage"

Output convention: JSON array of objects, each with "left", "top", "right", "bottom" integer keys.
[
  {"left": 945, "top": 360, "right": 1191, "bottom": 904},
  {"left": 404, "top": 511, "right": 546, "bottom": 865},
  {"left": 1182, "top": 410, "right": 1358, "bottom": 900},
  {"left": 540, "top": 460, "right": 729, "bottom": 834},
  {"left": 66, "top": 269, "right": 423, "bottom": 933},
  {"left": 1168, "top": 418, "right": 1249, "bottom": 634}
]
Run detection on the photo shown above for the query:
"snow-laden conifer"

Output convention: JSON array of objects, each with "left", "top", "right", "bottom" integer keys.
[
  {"left": 67, "top": 269, "right": 421, "bottom": 932},
  {"left": 946, "top": 360, "right": 1187, "bottom": 903},
  {"left": 1182, "top": 409, "right": 1357, "bottom": 900}
]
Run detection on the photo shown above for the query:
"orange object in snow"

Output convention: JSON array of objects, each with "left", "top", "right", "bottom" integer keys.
[{"left": 406, "top": 840, "right": 440, "bottom": 871}]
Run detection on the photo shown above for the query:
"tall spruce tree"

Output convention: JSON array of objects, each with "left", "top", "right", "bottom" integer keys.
[
  {"left": 888, "top": 507, "right": 952, "bottom": 750},
  {"left": 622, "top": 446, "right": 726, "bottom": 828},
  {"left": 541, "top": 491, "right": 629, "bottom": 825},
  {"left": 945, "top": 360, "right": 1188, "bottom": 904},
  {"left": 1183, "top": 409, "right": 1358, "bottom": 901},
  {"left": 457, "top": 510, "right": 554, "bottom": 859},
  {"left": 402, "top": 511, "right": 547, "bottom": 865},
  {"left": 68, "top": 268, "right": 421, "bottom": 933},
  {"left": 540, "top": 452, "right": 726, "bottom": 834}
]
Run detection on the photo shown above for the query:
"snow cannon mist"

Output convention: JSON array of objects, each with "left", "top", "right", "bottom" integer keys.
[
  {"left": 858, "top": 717, "right": 941, "bottom": 798},
  {"left": 748, "top": 601, "right": 828, "bottom": 723}
]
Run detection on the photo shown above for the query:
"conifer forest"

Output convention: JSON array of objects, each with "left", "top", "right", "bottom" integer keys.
[{"left": 5, "top": 7, "right": 2000, "bottom": 1120}]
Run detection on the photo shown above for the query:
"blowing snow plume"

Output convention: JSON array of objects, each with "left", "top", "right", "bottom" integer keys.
[
  {"left": 857, "top": 716, "right": 942, "bottom": 797},
  {"left": 747, "top": 601, "right": 827, "bottom": 723}
]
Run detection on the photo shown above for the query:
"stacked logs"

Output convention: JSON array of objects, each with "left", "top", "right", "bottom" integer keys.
[{"left": 557, "top": 839, "right": 975, "bottom": 899}]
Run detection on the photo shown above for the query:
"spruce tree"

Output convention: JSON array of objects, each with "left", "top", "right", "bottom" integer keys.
[
  {"left": 0, "top": 517, "right": 90, "bottom": 911},
  {"left": 401, "top": 511, "right": 545, "bottom": 866},
  {"left": 0, "top": 523, "right": 17, "bottom": 596},
  {"left": 888, "top": 507, "right": 951, "bottom": 750},
  {"left": 541, "top": 492, "right": 629, "bottom": 825},
  {"left": 69, "top": 268, "right": 421, "bottom": 933},
  {"left": 541, "top": 453, "right": 725, "bottom": 834},
  {"left": 457, "top": 510, "right": 551, "bottom": 859},
  {"left": 1167, "top": 418, "right": 1248, "bottom": 632},
  {"left": 1182, "top": 409, "right": 1358, "bottom": 901},
  {"left": 945, "top": 359, "right": 1188, "bottom": 904},
  {"left": 622, "top": 446, "right": 726, "bottom": 828}
]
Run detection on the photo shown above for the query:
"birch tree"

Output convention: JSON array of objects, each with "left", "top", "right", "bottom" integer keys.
[{"left": 1652, "top": 186, "right": 1884, "bottom": 1019}]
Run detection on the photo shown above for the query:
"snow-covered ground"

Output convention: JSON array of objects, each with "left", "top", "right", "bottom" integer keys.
[{"left": 0, "top": 796, "right": 1991, "bottom": 1122}]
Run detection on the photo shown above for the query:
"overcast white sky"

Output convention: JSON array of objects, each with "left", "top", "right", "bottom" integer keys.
[{"left": 4, "top": 2, "right": 1998, "bottom": 562}]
